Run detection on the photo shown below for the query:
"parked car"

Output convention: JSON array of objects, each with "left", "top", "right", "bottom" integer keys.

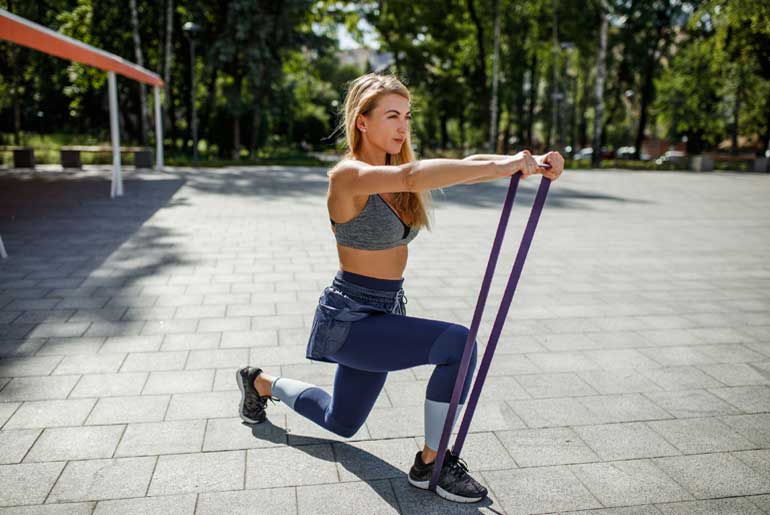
[
  {"left": 655, "top": 150, "right": 688, "bottom": 166},
  {"left": 616, "top": 146, "right": 636, "bottom": 159},
  {"left": 573, "top": 148, "right": 593, "bottom": 161},
  {"left": 573, "top": 147, "right": 615, "bottom": 160}
]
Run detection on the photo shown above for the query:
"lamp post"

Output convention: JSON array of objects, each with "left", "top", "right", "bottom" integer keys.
[{"left": 182, "top": 21, "right": 200, "bottom": 161}]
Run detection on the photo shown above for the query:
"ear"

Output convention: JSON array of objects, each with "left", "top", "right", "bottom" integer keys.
[{"left": 356, "top": 114, "right": 367, "bottom": 133}]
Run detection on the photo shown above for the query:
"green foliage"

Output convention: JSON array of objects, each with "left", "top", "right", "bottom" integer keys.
[{"left": 1, "top": 0, "right": 768, "bottom": 162}]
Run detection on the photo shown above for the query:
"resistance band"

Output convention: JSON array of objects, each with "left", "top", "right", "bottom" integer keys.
[{"left": 430, "top": 170, "right": 552, "bottom": 491}]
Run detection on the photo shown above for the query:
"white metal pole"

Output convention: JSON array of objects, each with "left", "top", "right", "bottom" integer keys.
[
  {"left": 154, "top": 85, "right": 164, "bottom": 170},
  {"left": 0, "top": 235, "right": 7, "bottom": 259},
  {"left": 108, "top": 71, "right": 123, "bottom": 197}
]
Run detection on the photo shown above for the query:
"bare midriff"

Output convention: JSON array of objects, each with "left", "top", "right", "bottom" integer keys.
[
  {"left": 329, "top": 191, "right": 409, "bottom": 281},
  {"left": 334, "top": 239, "right": 408, "bottom": 280}
]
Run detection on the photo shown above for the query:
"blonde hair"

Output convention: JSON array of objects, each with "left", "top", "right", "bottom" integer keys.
[{"left": 333, "top": 73, "right": 432, "bottom": 231}]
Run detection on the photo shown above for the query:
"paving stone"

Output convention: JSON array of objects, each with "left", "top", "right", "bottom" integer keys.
[
  {"left": 653, "top": 453, "right": 770, "bottom": 499},
  {"left": 570, "top": 459, "right": 693, "bottom": 506},
  {"left": 534, "top": 333, "right": 605, "bottom": 352},
  {"left": 0, "top": 403, "right": 20, "bottom": 428},
  {"left": 750, "top": 494, "right": 770, "bottom": 514},
  {"left": 733, "top": 450, "right": 770, "bottom": 480},
  {"left": 26, "top": 322, "right": 90, "bottom": 339},
  {"left": 245, "top": 444, "right": 338, "bottom": 488},
  {"left": 69, "top": 372, "right": 147, "bottom": 398},
  {"left": 495, "top": 427, "right": 599, "bottom": 467},
  {"left": 0, "top": 375, "right": 79, "bottom": 402},
  {"left": 526, "top": 351, "right": 600, "bottom": 372},
  {"left": 578, "top": 394, "right": 672, "bottom": 424},
  {"left": 4, "top": 398, "right": 95, "bottom": 429},
  {"left": 148, "top": 450, "right": 244, "bottom": 495},
  {"left": 576, "top": 369, "right": 662, "bottom": 395},
  {"left": 115, "top": 419, "right": 206, "bottom": 457},
  {"left": 656, "top": 497, "right": 765, "bottom": 515},
  {"left": 720, "top": 414, "right": 770, "bottom": 447},
  {"left": 637, "top": 330, "right": 701, "bottom": 347},
  {"left": 639, "top": 366, "right": 725, "bottom": 391},
  {"left": 0, "top": 356, "right": 63, "bottom": 377},
  {"left": 510, "top": 397, "right": 600, "bottom": 428},
  {"left": 561, "top": 506, "right": 662, "bottom": 515},
  {"left": 84, "top": 321, "right": 145, "bottom": 337},
  {"left": 638, "top": 346, "right": 715, "bottom": 367},
  {"left": 516, "top": 372, "right": 598, "bottom": 398},
  {"left": 52, "top": 353, "right": 125, "bottom": 375},
  {"left": 47, "top": 456, "right": 156, "bottom": 502},
  {"left": 165, "top": 390, "right": 241, "bottom": 421},
  {"left": 248, "top": 345, "right": 309, "bottom": 366},
  {"left": 86, "top": 394, "right": 170, "bottom": 425},
  {"left": 585, "top": 349, "right": 662, "bottom": 369},
  {"left": 485, "top": 353, "right": 542, "bottom": 375},
  {"left": 647, "top": 417, "right": 756, "bottom": 454},
  {"left": 0, "top": 461, "right": 65, "bottom": 507},
  {"left": 297, "top": 480, "right": 399, "bottom": 515},
  {"left": 142, "top": 369, "right": 213, "bottom": 394},
  {"left": 220, "top": 329, "right": 279, "bottom": 348},
  {"left": 0, "top": 429, "right": 40, "bottom": 464},
  {"left": 99, "top": 335, "right": 163, "bottom": 353},
  {"left": 482, "top": 465, "right": 602, "bottom": 514},
  {"left": 196, "top": 488, "right": 296, "bottom": 515},
  {"left": 574, "top": 422, "right": 680, "bottom": 461},
  {"left": 709, "top": 386, "right": 770, "bottom": 413},
  {"left": 333, "top": 437, "right": 419, "bottom": 481},
  {"left": 161, "top": 332, "right": 221, "bottom": 351},
  {"left": 141, "top": 319, "right": 199, "bottom": 335},
  {"left": 698, "top": 363, "right": 770, "bottom": 386},
  {"left": 92, "top": 493, "right": 196, "bottom": 515},
  {"left": 0, "top": 339, "right": 46, "bottom": 358},
  {"left": 36, "top": 337, "right": 104, "bottom": 355},
  {"left": 203, "top": 416, "right": 287, "bottom": 451},
  {"left": 644, "top": 389, "right": 742, "bottom": 418},
  {"left": 24, "top": 425, "right": 124, "bottom": 462},
  {"left": 0, "top": 503, "right": 95, "bottom": 515},
  {"left": 695, "top": 344, "right": 767, "bottom": 364},
  {"left": 120, "top": 351, "right": 188, "bottom": 372},
  {"left": 185, "top": 348, "right": 249, "bottom": 369}
]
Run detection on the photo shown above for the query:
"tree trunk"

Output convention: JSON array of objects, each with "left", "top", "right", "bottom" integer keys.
[
  {"left": 250, "top": 102, "right": 262, "bottom": 158},
  {"left": 592, "top": 0, "right": 608, "bottom": 168},
  {"left": 731, "top": 78, "right": 741, "bottom": 155},
  {"left": 162, "top": 0, "right": 174, "bottom": 142},
  {"left": 440, "top": 113, "right": 449, "bottom": 150},
  {"left": 466, "top": 0, "right": 490, "bottom": 141},
  {"left": 526, "top": 53, "right": 538, "bottom": 146},
  {"left": 130, "top": 0, "right": 150, "bottom": 144},
  {"left": 489, "top": 0, "right": 501, "bottom": 152}
]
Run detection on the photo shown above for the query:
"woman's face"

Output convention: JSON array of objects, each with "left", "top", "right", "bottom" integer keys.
[{"left": 358, "top": 93, "right": 411, "bottom": 156}]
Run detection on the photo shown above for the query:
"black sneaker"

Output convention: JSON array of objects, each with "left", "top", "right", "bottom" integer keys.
[
  {"left": 236, "top": 366, "right": 277, "bottom": 424},
  {"left": 408, "top": 450, "right": 488, "bottom": 503}
]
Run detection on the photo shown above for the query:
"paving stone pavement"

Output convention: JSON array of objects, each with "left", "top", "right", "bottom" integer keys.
[{"left": 1, "top": 165, "right": 769, "bottom": 514}]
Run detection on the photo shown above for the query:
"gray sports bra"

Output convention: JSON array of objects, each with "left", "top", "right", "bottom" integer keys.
[{"left": 330, "top": 194, "right": 419, "bottom": 250}]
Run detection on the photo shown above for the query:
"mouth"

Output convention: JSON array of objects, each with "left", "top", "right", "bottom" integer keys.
[{"left": 394, "top": 138, "right": 405, "bottom": 144}]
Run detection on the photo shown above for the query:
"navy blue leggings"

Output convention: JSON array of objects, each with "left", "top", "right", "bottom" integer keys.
[{"left": 273, "top": 312, "right": 478, "bottom": 448}]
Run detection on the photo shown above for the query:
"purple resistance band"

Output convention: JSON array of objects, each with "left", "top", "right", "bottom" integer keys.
[{"left": 429, "top": 170, "right": 552, "bottom": 491}]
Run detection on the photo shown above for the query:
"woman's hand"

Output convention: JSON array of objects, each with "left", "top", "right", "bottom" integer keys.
[
  {"left": 537, "top": 151, "right": 564, "bottom": 181},
  {"left": 494, "top": 149, "right": 539, "bottom": 179}
]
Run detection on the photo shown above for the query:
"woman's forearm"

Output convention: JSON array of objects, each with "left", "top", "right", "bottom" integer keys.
[
  {"left": 460, "top": 153, "right": 546, "bottom": 184},
  {"left": 405, "top": 158, "right": 500, "bottom": 192}
]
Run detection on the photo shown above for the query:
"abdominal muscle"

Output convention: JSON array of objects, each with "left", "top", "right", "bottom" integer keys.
[{"left": 335, "top": 240, "right": 408, "bottom": 280}]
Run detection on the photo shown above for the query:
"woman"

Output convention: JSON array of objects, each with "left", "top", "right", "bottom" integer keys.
[{"left": 237, "top": 73, "right": 564, "bottom": 503}]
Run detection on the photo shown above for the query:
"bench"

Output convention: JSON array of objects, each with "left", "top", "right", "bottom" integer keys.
[
  {"left": 0, "top": 146, "right": 35, "bottom": 168},
  {"left": 60, "top": 145, "right": 153, "bottom": 168}
]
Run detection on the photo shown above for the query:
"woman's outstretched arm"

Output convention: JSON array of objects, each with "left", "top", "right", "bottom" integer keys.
[{"left": 460, "top": 153, "right": 550, "bottom": 185}]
